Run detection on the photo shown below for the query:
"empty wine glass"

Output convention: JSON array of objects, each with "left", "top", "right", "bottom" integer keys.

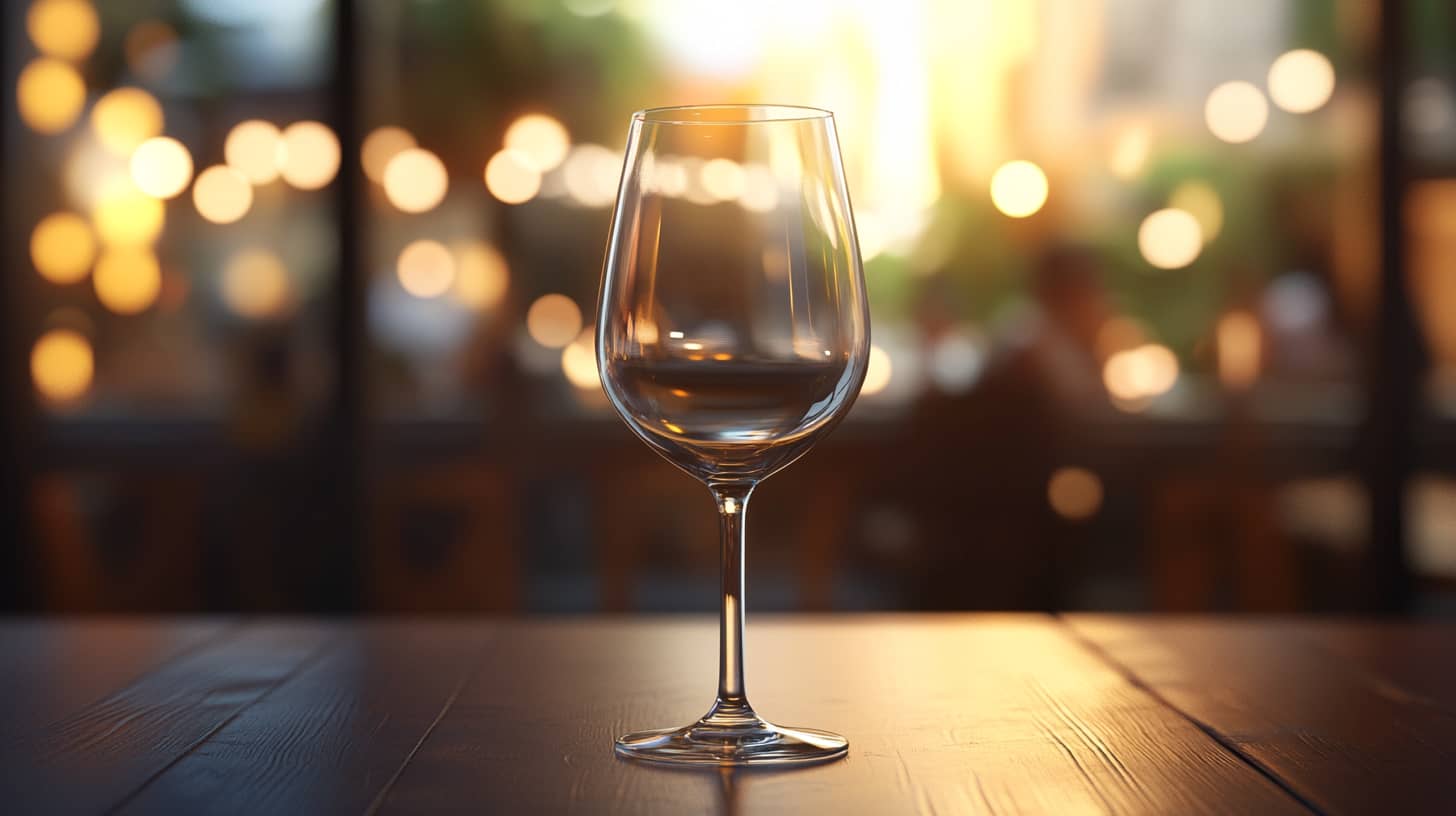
[{"left": 596, "top": 104, "right": 870, "bottom": 766}]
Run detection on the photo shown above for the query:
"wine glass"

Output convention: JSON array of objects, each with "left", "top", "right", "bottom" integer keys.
[{"left": 596, "top": 104, "right": 870, "bottom": 766}]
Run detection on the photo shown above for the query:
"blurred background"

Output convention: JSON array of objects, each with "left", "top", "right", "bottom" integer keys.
[{"left": 2, "top": 0, "right": 1454, "bottom": 616}]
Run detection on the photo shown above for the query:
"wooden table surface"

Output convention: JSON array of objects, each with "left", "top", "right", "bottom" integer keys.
[{"left": 2, "top": 615, "right": 1451, "bottom": 815}]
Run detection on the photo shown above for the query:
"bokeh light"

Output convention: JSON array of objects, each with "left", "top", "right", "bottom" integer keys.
[
  {"left": 1109, "top": 124, "right": 1151, "bottom": 179},
  {"left": 93, "top": 180, "right": 165, "bottom": 246},
  {"left": 452, "top": 241, "right": 509, "bottom": 310},
  {"left": 1103, "top": 343, "right": 1179, "bottom": 404},
  {"left": 129, "top": 136, "right": 193, "bottom": 199},
  {"left": 862, "top": 345, "right": 892, "bottom": 395},
  {"left": 485, "top": 149, "right": 542, "bottom": 205},
  {"left": 27, "top": 0, "right": 100, "bottom": 61},
  {"left": 222, "top": 249, "right": 291, "bottom": 319},
  {"left": 527, "top": 294, "right": 583, "bottom": 349},
  {"left": 224, "top": 120, "right": 284, "bottom": 185},
  {"left": 1137, "top": 208, "right": 1203, "bottom": 270},
  {"left": 31, "top": 329, "right": 93, "bottom": 404},
  {"left": 504, "top": 113, "right": 571, "bottom": 173},
  {"left": 738, "top": 165, "right": 779, "bottom": 213},
  {"left": 1168, "top": 180, "right": 1223, "bottom": 242},
  {"left": 700, "top": 158, "right": 746, "bottom": 202},
  {"left": 279, "top": 121, "right": 340, "bottom": 190},
  {"left": 30, "top": 213, "right": 96, "bottom": 284},
  {"left": 1095, "top": 316, "right": 1149, "bottom": 361},
  {"left": 93, "top": 247, "right": 162, "bottom": 314},
  {"left": 91, "top": 88, "right": 165, "bottom": 156},
  {"left": 193, "top": 165, "right": 254, "bottom": 224},
  {"left": 1267, "top": 49, "right": 1335, "bottom": 114},
  {"left": 1217, "top": 310, "right": 1261, "bottom": 390},
  {"left": 361, "top": 126, "right": 416, "bottom": 183},
  {"left": 397, "top": 240, "right": 456, "bottom": 299},
  {"left": 124, "top": 21, "right": 180, "bottom": 81},
  {"left": 989, "top": 160, "right": 1048, "bottom": 218},
  {"left": 562, "top": 144, "right": 621, "bottom": 207},
  {"left": 1205, "top": 81, "right": 1269, "bottom": 144},
  {"left": 383, "top": 148, "right": 448, "bottom": 213},
  {"left": 1048, "top": 467, "right": 1104, "bottom": 521},
  {"left": 561, "top": 328, "right": 601, "bottom": 390},
  {"left": 16, "top": 58, "right": 85, "bottom": 134}
]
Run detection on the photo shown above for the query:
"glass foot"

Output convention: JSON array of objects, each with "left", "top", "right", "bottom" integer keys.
[{"left": 616, "top": 718, "right": 848, "bottom": 766}]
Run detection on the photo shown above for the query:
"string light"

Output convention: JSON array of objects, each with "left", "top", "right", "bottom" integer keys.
[
  {"left": 361, "top": 126, "right": 416, "bottom": 183},
  {"left": 16, "top": 58, "right": 85, "bottom": 134},
  {"left": 91, "top": 88, "right": 165, "bottom": 156},
  {"left": 383, "top": 148, "right": 448, "bottom": 213},
  {"left": 224, "top": 120, "right": 284, "bottom": 184},
  {"left": 93, "top": 247, "right": 162, "bottom": 314},
  {"left": 990, "top": 160, "right": 1049, "bottom": 218},
  {"left": 396, "top": 240, "right": 456, "bottom": 299},
  {"left": 30, "top": 213, "right": 96, "bottom": 284},
  {"left": 193, "top": 165, "right": 254, "bottom": 224},
  {"left": 31, "top": 329, "right": 94, "bottom": 404},
  {"left": 527, "top": 294, "right": 583, "bottom": 348},
  {"left": 129, "top": 137, "right": 194, "bottom": 199},
  {"left": 27, "top": 0, "right": 100, "bottom": 61},
  {"left": 279, "top": 121, "right": 340, "bottom": 190}
]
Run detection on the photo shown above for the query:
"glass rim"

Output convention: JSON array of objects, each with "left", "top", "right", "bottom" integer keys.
[{"left": 633, "top": 104, "right": 834, "bottom": 125}]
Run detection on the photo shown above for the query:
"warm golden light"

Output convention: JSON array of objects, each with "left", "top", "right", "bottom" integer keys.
[
  {"left": 383, "top": 148, "right": 448, "bottom": 213},
  {"left": 279, "top": 121, "right": 340, "bottom": 190},
  {"left": 31, "top": 329, "right": 93, "bottom": 404},
  {"left": 27, "top": 0, "right": 100, "bottom": 61},
  {"left": 93, "top": 247, "right": 162, "bottom": 314},
  {"left": 124, "top": 21, "right": 179, "bottom": 81},
  {"left": 562, "top": 144, "right": 620, "bottom": 207},
  {"left": 361, "top": 126, "right": 416, "bottom": 183},
  {"left": 129, "top": 136, "right": 193, "bottom": 199},
  {"left": 1205, "top": 81, "right": 1269, "bottom": 144},
  {"left": 30, "top": 213, "right": 96, "bottom": 284},
  {"left": 1109, "top": 124, "right": 1151, "bottom": 179},
  {"left": 561, "top": 328, "right": 601, "bottom": 390},
  {"left": 16, "top": 58, "right": 85, "bottom": 134},
  {"left": 504, "top": 113, "right": 571, "bottom": 173},
  {"left": 93, "top": 180, "right": 165, "bottom": 246},
  {"left": 396, "top": 240, "right": 456, "bottom": 299},
  {"left": 863, "top": 345, "right": 892, "bottom": 395},
  {"left": 452, "top": 241, "right": 509, "bottom": 309},
  {"left": 1217, "top": 310, "right": 1261, "bottom": 390},
  {"left": 1137, "top": 208, "right": 1203, "bottom": 270},
  {"left": 193, "top": 165, "right": 253, "bottom": 224},
  {"left": 527, "top": 294, "right": 583, "bottom": 349},
  {"left": 739, "top": 165, "right": 779, "bottom": 213},
  {"left": 1168, "top": 180, "right": 1223, "bottom": 242},
  {"left": 485, "top": 149, "right": 542, "bottom": 205},
  {"left": 1268, "top": 49, "right": 1335, "bottom": 114},
  {"left": 222, "top": 249, "right": 291, "bottom": 319},
  {"left": 989, "top": 160, "right": 1049, "bottom": 218},
  {"left": 1048, "top": 467, "right": 1103, "bottom": 521},
  {"left": 224, "top": 120, "right": 284, "bottom": 184},
  {"left": 1103, "top": 343, "right": 1179, "bottom": 404},
  {"left": 700, "top": 158, "right": 746, "bottom": 202},
  {"left": 92, "top": 88, "right": 165, "bottom": 156}
]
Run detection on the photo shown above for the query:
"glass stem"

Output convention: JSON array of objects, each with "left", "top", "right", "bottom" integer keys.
[{"left": 706, "top": 484, "right": 757, "bottom": 726}]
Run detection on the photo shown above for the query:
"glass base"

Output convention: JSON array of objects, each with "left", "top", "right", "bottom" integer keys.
[{"left": 615, "top": 716, "right": 848, "bottom": 766}]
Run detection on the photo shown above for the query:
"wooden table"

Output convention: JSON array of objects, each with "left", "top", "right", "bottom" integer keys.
[{"left": 2, "top": 616, "right": 1451, "bottom": 814}]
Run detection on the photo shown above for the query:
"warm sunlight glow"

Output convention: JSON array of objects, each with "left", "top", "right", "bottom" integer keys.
[
  {"left": 1168, "top": 180, "right": 1223, "bottom": 242},
  {"left": 92, "top": 88, "right": 164, "bottom": 156},
  {"left": 504, "top": 113, "right": 571, "bottom": 172},
  {"left": 1217, "top": 310, "right": 1261, "bottom": 390},
  {"left": 279, "top": 121, "right": 340, "bottom": 190},
  {"left": 129, "top": 136, "right": 193, "bottom": 199},
  {"left": 397, "top": 240, "right": 456, "bottom": 299},
  {"left": 192, "top": 165, "right": 254, "bottom": 224},
  {"left": 700, "top": 158, "right": 746, "bottom": 202},
  {"left": 1268, "top": 49, "right": 1335, "bottom": 114},
  {"left": 383, "top": 148, "right": 448, "bottom": 213},
  {"left": 27, "top": 0, "right": 100, "bottom": 61},
  {"left": 1205, "top": 81, "right": 1269, "bottom": 144},
  {"left": 863, "top": 345, "right": 892, "bottom": 395},
  {"left": 1048, "top": 467, "right": 1103, "bottom": 521},
  {"left": 1138, "top": 208, "right": 1203, "bottom": 270},
  {"left": 93, "top": 247, "right": 162, "bottom": 314},
  {"left": 17, "top": 58, "right": 85, "bottom": 134},
  {"left": 452, "top": 241, "right": 509, "bottom": 310},
  {"left": 31, "top": 329, "right": 93, "bottom": 404},
  {"left": 361, "top": 126, "right": 416, "bottom": 183},
  {"left": 30, "top": 213, "right": 96, "bottom": 284},
  {"left": 485, "top": 149, "right": 542, "bottom": 205},
  {"left": 224, "top": 120, "right": 284, "bottom": 184},
  {"left": 93, "top": 180, "right": 165, "bottom": 246},
  {"left": 989, "top": 160, "right": 1049, "bottom": 218},
  {"left": 527, "top": 294, "right": 583, "bottom": 349},
  {"left": 222, "top": 249, "right": 291, "bottom": 319}
]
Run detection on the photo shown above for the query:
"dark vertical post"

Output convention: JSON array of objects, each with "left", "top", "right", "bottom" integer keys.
[
  {"left": 1367, "top": 0, "right": 1419, "bottom": 613},
  {"left": 326, "top": 0, "right": 364, "bottom": 611}
]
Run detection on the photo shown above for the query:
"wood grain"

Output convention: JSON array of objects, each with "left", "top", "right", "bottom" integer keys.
[
  {"left": 1067, "top": 616, "right": 1456, "bottom": 815},
  {"left": 0, "top": 621, "right": 335, "bottom": 815},
  {"left": 376, "top": 616, "right": 1305, "bottom": 815},
  {"left": 116, "top": 621, "right": 494, "bottom": 815}
]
